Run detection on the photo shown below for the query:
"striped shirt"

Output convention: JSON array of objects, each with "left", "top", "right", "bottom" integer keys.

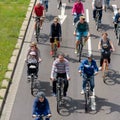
[{"left": 51, "top": 58, "right": 70, "bottom": 79}]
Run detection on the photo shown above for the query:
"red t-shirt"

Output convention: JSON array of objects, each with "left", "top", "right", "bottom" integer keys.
[{"left": 34, "top": 5, "right": 44, "bottom": 16}]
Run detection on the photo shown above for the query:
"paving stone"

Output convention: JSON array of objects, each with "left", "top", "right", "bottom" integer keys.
[
  {"left": 0, "top": 89, "right": 6, "bottom": 99},
  {"left": 5, "top": 71, "right": 12, "bottom": 79},
  {"left": 1, "top": 79, "right": 9, "bottom": 88},
  {"left": 7, "top": 63, "right": 15, "bottom": 71},
  {"left": 10, "top": 56, "right": 17, "bottom": 63},
  {"left": 12, "top": 49, "right": 19, "bottom": 56}
]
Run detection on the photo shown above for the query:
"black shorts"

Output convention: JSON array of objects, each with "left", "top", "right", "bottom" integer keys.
[{"left": 50, "top": 37, "right": 59, "bottom": 43}]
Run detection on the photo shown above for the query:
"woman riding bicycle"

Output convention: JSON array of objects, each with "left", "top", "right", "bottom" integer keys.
[
  {"left": 98, "top": 32, "right": 115, "bottom": 70},
  {"left": 78, "top": 54, "right": 98, "bottom": 95}
]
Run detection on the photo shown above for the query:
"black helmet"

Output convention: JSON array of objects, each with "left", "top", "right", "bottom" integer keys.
[
  {"left": 87, "top": 53, "right": 93, "bottom": 58},
  {"left": 37, "top": 91, "right": 45, "bottom": 98}
]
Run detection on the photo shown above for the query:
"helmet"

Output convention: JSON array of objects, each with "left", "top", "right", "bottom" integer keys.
[
  {"left": 87, "top": 54, "right": 93, "bottom": 58},
  {"left": 37, "top": 91, "right": 45, "bottom": 98},
  {"left": 29, "top": 51, "right": 36, "bottom": 56}
]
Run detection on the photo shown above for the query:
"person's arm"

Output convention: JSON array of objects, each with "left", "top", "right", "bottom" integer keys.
[
  {"left": 36, "top": 48, "right": 42, "bottom": 62},
  {"left": 45, "top": 98, "right": 51, "bottom": 114},
  {"left": 74, "top": 22, "right": 78, "bottom": 35},
  {"left": 78, "top": 60, "right": 84, "bottom": 73},
  {"left": 81, "top": 3, "right": 85, "bottom": 15},
  {"left": 65, "top": 60, "right": 70, "bottom": 80},
  {"left": 50, "top": 60, "right": 57, "bottom": 79},
  {"left": 72, "top": 4, "right": 76, "bottom": 14},
  {"left": 109, "top": 40, "right": 115, "bottom": 51},
  {"left": 102, "top": 0, "right": 105, "bottom": 9},
  {"left": 98, "top": 40, "right": 101, "bottom": 50},
  {"left": 93, "top": 60, "right": 98, "bottom": 73},
  {"left": 32, "top": 98, "right": 38, "bottom": 115},
  {"left": 59, "top": 23, "right": 62, "bottom": 37}
]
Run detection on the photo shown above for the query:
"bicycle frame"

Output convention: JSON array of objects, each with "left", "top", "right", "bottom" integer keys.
[{"left": 56, "top": 77, "right": 64, "bottom": 113}]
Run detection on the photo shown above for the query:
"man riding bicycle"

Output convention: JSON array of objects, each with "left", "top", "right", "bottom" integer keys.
[
  {"left": 92, "top": 0, "right": 105, "bottom": 23},
  {"left": 98, "top": 32, "right": 115, "bottom": 70},
  {"left": 113, "top": 8, "right": 120, "bottom": 39},
  {"left": 32, "top": 92, "right": 52, "bottom": 120},
  {"left": 50, "top": 53, "right": 70, "bottom": 97},
  {"left": 78, "top": 54, "right": 98, "bottom": 95},
  {"left": 72, "top": 0, "right": 84, "bottom": 25},
  {"left": 33, "top": 2, "right": 45, "bottom": 34},
  {"left": 49, "top": 17, "right": 62, "bottom": 55},
  {"left": 73, "top": 15, "right": 90, "bottom": 54}
]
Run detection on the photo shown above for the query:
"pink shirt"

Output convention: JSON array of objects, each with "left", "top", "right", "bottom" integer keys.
[{"left": 72, "top": 2, "right": 84, "bottom": 14}]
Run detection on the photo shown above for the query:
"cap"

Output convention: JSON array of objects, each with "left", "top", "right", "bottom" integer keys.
[
  {"left": 37, "top": 91, "right": 45, "bottom": 98},
  {"left": 29, "top": 51, "right": 36, "bottom": 56},
  {"left": 30, "top": 41, "right": 37, "bottom": 47},
  {"left": 80, "top": 15, "right": 85, "bottom": 19}
]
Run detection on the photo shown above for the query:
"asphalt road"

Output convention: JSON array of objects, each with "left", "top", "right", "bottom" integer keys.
[{"left": 1, "top": 0, "right": 120, "bottom": 120}]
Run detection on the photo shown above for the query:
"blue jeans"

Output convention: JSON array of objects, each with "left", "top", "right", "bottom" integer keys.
[
  {"left": 73, "top": 13, "right": 81, "bottom": 24},
  {"left": 82, "top": 74, "right": 94, "bottom": 92},
  {"left": 105, "top": 0, "right": 110, "bottom": 6}
]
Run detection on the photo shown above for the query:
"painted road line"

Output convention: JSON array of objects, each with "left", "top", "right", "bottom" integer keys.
[
  {"left": 86, "top": 9, "right": 92, "bottom": 55},
  {"left": 58, "top": 3, "right": 67, "bottom": 24}
]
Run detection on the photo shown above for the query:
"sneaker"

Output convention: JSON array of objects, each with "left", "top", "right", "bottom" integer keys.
[
  {"left": 50, "top": 51, "right": 54, "bottom": 56},
  {"left": 73, "top": 22, "right": 75, "bottom": 26},
  {"left": 74, "top": 49, "right": 78, "bottom": 54},
  {"left": 99, "top": 66, "right": 102, "bottom": 71},
  {"left": 27, "top": 75, "right": 31, "bottom": 79},
  {"left": 63, "top": 92, "right": 67, "bottom": 97},
  {"left": 81, "top": 89, "right": 85, "bottom": 95}
]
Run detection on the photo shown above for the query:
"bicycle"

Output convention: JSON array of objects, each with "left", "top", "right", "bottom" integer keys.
[
  {"left": 82, "top": 74, "right": 96, "bottom": 113},
  {"left": 56, "top": 77, "right": 65, "bottom": 113},
  {"left": 32, "top": 114, "right": 51, "bottom": 120},
  {"left": 95, "top": 9, "right": 102, "bottom": 31},
  {"left": 115, "top": 23, "right": 120, "bottom": 45},
  {"left": 28, "top": 63, "right": 38, "bottom": 96}
]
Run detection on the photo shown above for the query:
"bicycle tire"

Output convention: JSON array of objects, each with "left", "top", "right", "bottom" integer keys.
[
  {"left": 31, "top": 75, "right": 34, "bottom": 96},
  {"left": 53, "top": 44, "right": 57, "bottom": 60},
  {"left": 102, "top": 61, "right": 107, "bottom": 83},
  {"left": 118, "top": 32, "right": 120, "bottom": 45},
  {"left": 85, "top": 91, "right": 90, "bottom": 113},
  {"left": 78, "top": 40, "right": 83, "bottom": 62},
  {"left": 36, "top": 23, "right": 40, "bottom": 42},
  {"left": 56, "top": 87, "right": 61, "bottom": 113}
]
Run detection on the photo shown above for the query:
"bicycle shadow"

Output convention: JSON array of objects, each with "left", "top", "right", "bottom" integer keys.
[
  {"left": 38, "top": 33, "right": 49, "bottom": 43},
  {"left": 96, "top": 96, "right": 120, "bottom": 114},
  {"left": 99, "top": 24, "right": 114, "bottom": 31},
  {"left": 103, "top": 69, "right": 120, "bottom": 85},
  {"left": 44, "top": 14, "right": 56, "bottom": 23},
  {"left": 66, "top": 5, "right": 73, "bottom": 10},
  {"left": 57, "top": 96, "right": 86, "bottom": 116}
]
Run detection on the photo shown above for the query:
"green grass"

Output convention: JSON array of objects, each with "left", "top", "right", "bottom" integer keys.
[{"left": 0, "top": 0, "right": 30, "bottom": 87}]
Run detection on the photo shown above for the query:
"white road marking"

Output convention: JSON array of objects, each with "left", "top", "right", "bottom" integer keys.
[
  {"left": 58, "top": 3, "right": 67, "bottom": 24},
  {"left": 112, "top": 4, "right": 118, "bottom": 19},
  {"left": 86, "top": 9, "right": 92, "bottom": 55}
]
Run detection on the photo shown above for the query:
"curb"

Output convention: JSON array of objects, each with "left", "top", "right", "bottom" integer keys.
[{"left": 0, "top": 0, "right": 37, "bottom": 117}]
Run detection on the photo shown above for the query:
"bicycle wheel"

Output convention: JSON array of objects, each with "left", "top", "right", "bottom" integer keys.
[
  {"left": 56, "top": 88, "right": 61, "bottom": 113},
  {"left": 84, "top": 91, "right": 90, "bottom": 113},
  {"left": 31, "top": 75, "right": 34, "bottom": 95},
  {"left": 102, "top": 61, "right": 107, "bottom": 82},
  {"left": 53, "top": 44, "right": 57, "bottom": 60},
  {"left": 36, "top": 23, "right": 40, "bottom": 42},
  {"left": 118, "top": 31, "right": 120, "bottom": 45},
  {"left": 78, "top": 40, "right": 83, "bottom": 62}
]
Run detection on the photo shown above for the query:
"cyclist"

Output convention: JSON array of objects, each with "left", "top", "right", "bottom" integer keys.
[
  {"left": 113, "top": 8, "right": 120, "bottom": 39},
  {"left": 40, "top": 0, "right": 48, "bottom": 12},
  {"left": 32, "top": 91, "right": 52, "bottom": 120},
  {"left": 50, "top": 53, "right": 70, "bottom": 97},
  {"left": 49, "top": 17, "right": 62, "bottom": 55},
  {"left": 73, "top": 15, "right": 90, "bottom": 54},
  {"left": 98, "top": 32, "right": 115, "bottom": 70},
  {"left": 26, "top": 42, "right": 42, "bottom": 79},
  {"left": 92, "top": 0, "right": 105, "bottom": 23},
  {"left": 78, "top": 54, "right": 98, "bottom": 95},
  {"left": 72, "top": 0, "right": 85, "bottom": 25},
  {"left": 33, "top": 2, "right": 45, "bottom": 34},
  {"left": 57, "top": 0, "right": 62, "bottom": 9}
]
